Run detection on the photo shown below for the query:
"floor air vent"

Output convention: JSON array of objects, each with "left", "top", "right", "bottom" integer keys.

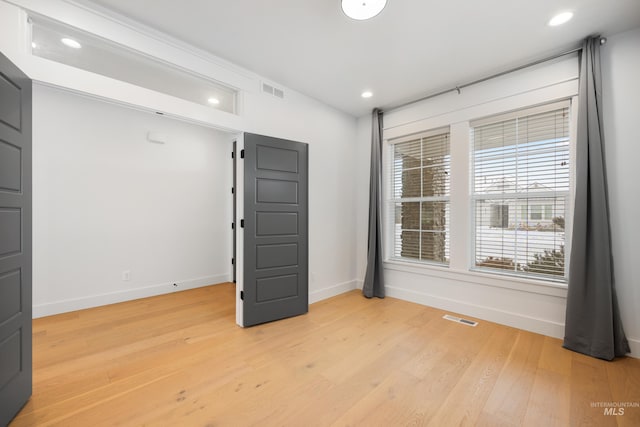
[{"left": 443, "top": 314, "right": 478, "bottom": 327}]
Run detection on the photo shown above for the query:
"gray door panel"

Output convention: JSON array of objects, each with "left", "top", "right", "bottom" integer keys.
[
  {"left": 243, "top": 133, "right": 308, "bottom": 326},
  {"left": 0, "top": 52, "right": 32, "bottom": 426}
]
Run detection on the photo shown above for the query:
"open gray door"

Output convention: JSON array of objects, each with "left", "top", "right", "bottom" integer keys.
[
  {"left": 242, "top": 133, "right": 308, "bottom": 327},
  {"left": 0, "top": 52, "right": 32, "bottom": 425}
]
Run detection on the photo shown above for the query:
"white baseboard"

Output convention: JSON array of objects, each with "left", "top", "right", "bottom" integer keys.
[
  {"left": 309, "top": 280, "right": 357, "bottom": 304},
  {"left": 627, "top": 338, "right": 640, "bottom": 359},
  {"left": 33, "top": 274, "right": 230, "bottom": 318},
  {"left": 385, "top": 285, "right": 640, "bottom": 359},
  {"left": 386, "top": 285, "right": 566, "bottom": 339}
]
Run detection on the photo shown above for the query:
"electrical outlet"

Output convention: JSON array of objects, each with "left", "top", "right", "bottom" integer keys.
[{"left": 122, "top": 270, "right": 130, "bottom": 281}]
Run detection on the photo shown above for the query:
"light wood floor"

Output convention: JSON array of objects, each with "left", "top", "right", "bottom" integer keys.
[{"left": 11, "top": 283, "right": 640, "bottom": 426}]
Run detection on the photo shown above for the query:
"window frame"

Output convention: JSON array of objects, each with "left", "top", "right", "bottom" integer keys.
[
  {"left": 385, "top": 127, "right": 451, "bottom": 266},
  {"left": 382, "top": 98, "right": 576, "bottom": 289},
  {"left": 469, "top": 100, "right": 571, "bottom": 283}
]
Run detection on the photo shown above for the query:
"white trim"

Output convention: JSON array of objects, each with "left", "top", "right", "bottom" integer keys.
[
  {"left": 33, "top": 274, "right": 229, "bottom": 318},
  {"left": 384, "top": 260, "right": 568, "bottom": 297},
  {"left": 384, "top": 79, "right": 579, "bottom": 140},
  {"left": 469, "top": 99, "right": 571, "bottom": 127},
  {"left": 33, "top": 81, "right": 241, "bottom": 134},
  {"left": 388, "top": 126, "right": 450, "bottom": 144},
  {"left": 628, "top": 339, "right": 640, "bottom": 359},
  {"left": 235, "top": 134, "right": 245, "bottom": 327},
  {"left": 25, "top": 59, "right": 245, "bottom": 132},
  {"left": 449, "top": 121, "right": 471, "bottom": 271},
  {"left": 382, "top": 141, "right": 393, "bottom": 260},
  {"left": 385, "top": 285, "right": 566, "bottom": 339},
  {"left": 309, "top": 280, "right": 358, "bottom": 303}
]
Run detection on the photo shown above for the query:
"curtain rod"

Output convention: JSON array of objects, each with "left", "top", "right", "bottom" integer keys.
[{"left": 384, "top": 45, "right": 587, "bottom": 113}]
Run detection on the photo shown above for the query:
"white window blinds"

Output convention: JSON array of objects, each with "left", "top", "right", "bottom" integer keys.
[
  {"left": 471, "top": 102, "right": 570, "bottom": 280},
  {"left": 389, "top": 129, "right": 450, "bottom": 265}
]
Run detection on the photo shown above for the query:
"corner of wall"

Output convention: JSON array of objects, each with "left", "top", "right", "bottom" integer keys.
[{"left": 309, "top": 280, "right": 358, "bottom": 304}]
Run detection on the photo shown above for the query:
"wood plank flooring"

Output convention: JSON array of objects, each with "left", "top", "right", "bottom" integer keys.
[{"left": 11, "top": 283, "right": 640, "bottom": 426}]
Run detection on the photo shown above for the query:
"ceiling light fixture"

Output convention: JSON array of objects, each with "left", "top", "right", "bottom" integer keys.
[
  {"left": 61, "top": 37, "right": 82, "bottom": 49},
  {"left": 342, "top": 0, "right": 387, "bottom": 20},
  {"left": 361, "top": 91, "right": 373, "bottom": 98},
  {"left": 31, "top": 42, "right": 37, "bottom": 49},
  {"left": 207, "top": 97, "right": 220, "bottom": 105},
  {"left": 548, "top": 12, "right": 573, "bottom": 26}
]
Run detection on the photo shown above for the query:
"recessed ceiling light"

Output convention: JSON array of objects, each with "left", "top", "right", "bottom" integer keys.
[
  {"left": 548, "top": 12, "right": 573, "bottom": 26},
  {"left": 31, "top": 42, "right": 37, "bottom": 49},
  {"left": 342, "top": 0, "right": 387, "bottom": 20},
  {"left": 61, "top": 37, "right": 82, "bottom": 49},
  {"left": 207, "top": 97, "right": 220, "bottom": 105},
  {"left": 361, "top": 91, "right": 373, "bottom": 98}
]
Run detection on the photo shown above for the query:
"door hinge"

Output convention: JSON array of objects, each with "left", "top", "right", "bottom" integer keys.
[
  {"left": 231, "top": 151, "right": 234, "bottom": 159},
  {"left": 231, "top": 257, "right": 235, "bottom": 265},
  {"left": 240, "top": 219, "right": 245, "bottom": 228},
  {"left": 231, "top": 222, "right": 235, "bottom": 230},
  {"left": 240, "top": 149, "right": 245, "bottom": 159},
  {"left": 231, "top": 187, "right": 234, "bottom": 194},
  {"left": 240, "top": 290, "right": 244, "bottom": 300}
]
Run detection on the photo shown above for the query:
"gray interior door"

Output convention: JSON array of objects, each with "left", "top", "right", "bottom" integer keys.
[
  {"left": 0, "top": 52, "right": 32, "bottom": 425},
  {"left": 243, "top": 133, "right": 308, "bottom": 326}
]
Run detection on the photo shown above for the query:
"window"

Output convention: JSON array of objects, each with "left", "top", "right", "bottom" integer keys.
[
  {"left": 30, "top": 16, "right": 238, "bottom": 114},
  {"left": 389, "top": 129, "right": 450, "bottom": 264},
  {"left": 471, "top": 102, "right": 569, "bottom": 280},
  {"left": 530, "top": 205, "right": 542, "bottom": 220}
]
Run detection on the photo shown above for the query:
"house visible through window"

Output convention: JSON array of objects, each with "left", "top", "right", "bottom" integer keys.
[
  {"left": 389, "top": 129, "right": 450, "bottom": 265},
  {"left": 471, "top": 102, "right": 570, "bottom": 280}
]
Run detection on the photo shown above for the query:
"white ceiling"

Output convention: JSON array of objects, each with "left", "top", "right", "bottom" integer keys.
[{"left": 72, "top": 0, "right": 640, "bottom": 117}]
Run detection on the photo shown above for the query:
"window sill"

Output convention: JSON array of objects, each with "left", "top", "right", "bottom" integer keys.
[{"left": 383, "top": 259, "right": 568, "bottom": 298}]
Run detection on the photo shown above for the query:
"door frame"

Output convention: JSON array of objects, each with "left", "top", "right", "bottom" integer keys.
[{"left": 234, "top": 133, "right": 245, "bottom": 326}]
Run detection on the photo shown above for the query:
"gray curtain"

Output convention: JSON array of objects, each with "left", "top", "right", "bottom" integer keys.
[
  {"left": 563, "top": 37, "right": 629, "bottom": 360},
  {"left": 362, "top": 109, "right": 385, "bottom": 298}
]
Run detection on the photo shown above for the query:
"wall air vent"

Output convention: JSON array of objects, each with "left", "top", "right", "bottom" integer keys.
[
  {"left": 442, "top": 314, "right": 478, "bottom": 327},
  {"left": 262, "top": 82, "right": 284, "bottom": 99}
]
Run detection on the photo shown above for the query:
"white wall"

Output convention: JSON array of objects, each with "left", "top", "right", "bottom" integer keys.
[
  {"left": 32, "top": 85, "right": 234, "bottom": 317},
  {"left": 601, "top": 27, "right": 640, "bottom": 357}
]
